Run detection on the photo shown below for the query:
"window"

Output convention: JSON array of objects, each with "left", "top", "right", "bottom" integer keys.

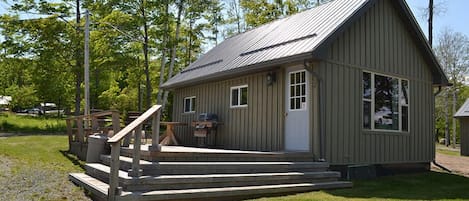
[
  {"left": 231, "top": 85, "right": 248, "bottom": 107},
  {"left": 289, "top": 70, "right": 307, "bottom": 111},
  {"left": 183, "top": 96, "right": 196, "bottom": 113},
  {"left": 363, "top": 72, "right": 409, "bottom": 132}
]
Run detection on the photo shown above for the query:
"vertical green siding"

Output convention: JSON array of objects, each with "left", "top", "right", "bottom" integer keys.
[
  {"left": 171, "top": 71, "right": 285, "bottom": 151},
  {"left": 319, "top": 0, "right": 435, "bottom": 165},
  {"left": 460, "top": 119, "right": 469, "bottom": 156}
]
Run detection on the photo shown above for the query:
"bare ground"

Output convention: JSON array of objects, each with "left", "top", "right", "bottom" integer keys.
[
  {"left": 432, "top": 152, "right": 469, "bottom": 177},
  {"left": 0, "top": 155, "right": 91, "bottom": 201}
]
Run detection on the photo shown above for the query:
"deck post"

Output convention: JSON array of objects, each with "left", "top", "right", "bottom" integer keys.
[
  {"left": 108, "top": 143, "right": 121, "bottom": 201},
  {"left": 76, "top": 118, "right": 84, "bottom": 143},
  {"left": 66, "top": 119, "right": 73, "bottom": 148},
  {"left": 91, "top": 115, "right": 99, "bottom": 133},
  {"left": 111, "top": 111, "right": 121, "bottom": 137},
  {"left": 149, "top": 111, "right": 161, "bottom": 152},
  {"left": 128, "top": 125, "right": 143, "bottom": 177}
]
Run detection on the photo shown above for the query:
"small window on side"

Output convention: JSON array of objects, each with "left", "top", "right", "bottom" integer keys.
[
  {"left": 231, "top": 85, "right": 248, "bottom": 108},
  {"left": 183, "top": 96, "right": 196, "bottom": 113}
]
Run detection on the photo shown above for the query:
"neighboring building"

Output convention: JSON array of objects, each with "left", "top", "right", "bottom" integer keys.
[
  {"left": 162, "top": 0, "right": 448, "bottom": 170},
  {"left": 454, "top": 99, "right": 469, "bottom": 156},
  {"left": 0, "top": 96, "right": 12, "bottom": 110}
]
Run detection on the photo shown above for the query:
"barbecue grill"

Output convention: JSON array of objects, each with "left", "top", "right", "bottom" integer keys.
[{"left": 191, "top": 113, "right": 220, "bottom": 147}]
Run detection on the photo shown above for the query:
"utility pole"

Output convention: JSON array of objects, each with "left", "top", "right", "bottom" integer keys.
[
  {"left": 84, "top": 10, "right": 90, "bottom": 126},
  {"left": 74, "top": 0, "right": 81, "bottom": 116},
  {"left": 428, "top": 0, "right": 433, "bottom": 46}
]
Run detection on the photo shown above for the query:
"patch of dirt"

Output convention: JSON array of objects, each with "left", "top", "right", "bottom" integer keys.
[
  {"left": 0, "top": 155, "right": 91, "bottom": 201},
  {"left": 432, "top": 152, "right": 469, "bottom": 177}
]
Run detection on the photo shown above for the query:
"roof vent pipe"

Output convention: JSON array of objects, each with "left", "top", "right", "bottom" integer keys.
[{"left": 304, "top": 60, "right": 325, "bottom": 161}]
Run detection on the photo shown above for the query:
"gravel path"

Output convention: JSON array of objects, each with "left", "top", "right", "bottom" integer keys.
[
  {"left": 433, "top": 152, "right": 469, "bottom": 177},
  {"left": 0, "top": 155, "right": 91, "bottom": 201}
]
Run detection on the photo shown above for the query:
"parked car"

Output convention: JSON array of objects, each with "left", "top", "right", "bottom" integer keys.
[{"left": 28, "top": 108, "right": 43, "bottom": 115}]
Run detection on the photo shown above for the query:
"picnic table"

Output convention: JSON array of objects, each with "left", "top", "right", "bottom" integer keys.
[{"left": 159, "top": 122, "right": 187, "bottom": 146}]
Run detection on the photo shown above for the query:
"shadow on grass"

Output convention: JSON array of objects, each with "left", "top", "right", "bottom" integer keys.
[
  {"left": 327, "top": 171, "right": 469, "bottom": 200},
  {"left": 60, "top": 150, "right": 86, "bottom": 171}
]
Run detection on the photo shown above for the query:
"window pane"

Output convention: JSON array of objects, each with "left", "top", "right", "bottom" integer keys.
[
  {"left": 296, "top": 73, "right": 300, "bottom": 84},
  {"left": 296, "top": 85, "right": 300, "bottom": 96},
  {"left": 301, "top": 84, "right": 306, "bottom": 96},
  {"left": 402, "top": 106, "right": 408, "bottom": 131},
  {"left": 301, "top": 71, "right": 305, "bottom": 83},
  {"left": 184, "top": 98, "right": 190, "bottom": 112},
  {"left": 401, "top": 80, "right": 409, "bottom": 105},
  {"left": 374, "top": 75, "right": 399, "bottom": 130},
  {"left": 301, "top": 97, "right": 306, "bottom": 103},
  {"left": 232, "top": 88, "right": 239, "bottom": 106},
  {"left": 290, "top": 98, "right": 295, "bottom": 110},
  {"left": 295, "top": 98, "right": 300, "bottom": 109},
  {"left": 363, "top": 72, "right": 371, "bottom": 99},
  {"left": 241, "top": 87, "right": 248, "bottom": 105},
  {"left": 290, "top": 73, "right": 295, "bottom": 84},
  {"left": 363, "top": 101, "right": 371, "bottom": 129},
  {"left": 191, "top": 98, "right": 196, "bottom": 111}
]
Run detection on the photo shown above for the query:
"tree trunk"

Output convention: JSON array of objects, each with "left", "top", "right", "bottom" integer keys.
[
  {"left": 452, "top": 87, "right": 457, "bottom": 148},
  {"left": 162, "top": 1, "right": 184, "bottom": 111},
  {"left": 445, "top": 90, "right": 450, "bottom": 146},
  {"left": 156, "top": 2, "right": 170, "bottom": 105}
]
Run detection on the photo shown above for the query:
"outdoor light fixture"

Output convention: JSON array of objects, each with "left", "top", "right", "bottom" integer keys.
[{"left": 267, "top": 71, "right": 276, "bottom": 85}]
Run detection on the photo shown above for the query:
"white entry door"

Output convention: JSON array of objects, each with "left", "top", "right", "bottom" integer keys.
[{"left": 285, "top": 68, "right": 310, "bottom": 152}]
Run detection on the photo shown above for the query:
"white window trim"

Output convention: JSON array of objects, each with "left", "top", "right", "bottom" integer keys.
[
  {"left": 230, "top": 85, "right": 248, "bottom": 108},
  {"left": 288, "top": 70, "right": 307, "bottom": 111},
  {"left": 363, "top": 71, "right": 410, "bottom": 133},
  {"left": 183, "top": 96, "right": 196, "bottom": 113}
]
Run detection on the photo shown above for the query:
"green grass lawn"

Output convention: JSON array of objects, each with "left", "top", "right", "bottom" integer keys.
[
  {"left": 0, "top": 112, "right": 66, "bottom": 133},
  {"left": 248, "top": 171, "right": 469, "bottom": 201}
]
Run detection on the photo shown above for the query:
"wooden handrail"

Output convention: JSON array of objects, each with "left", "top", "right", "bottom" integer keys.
[
  {"left": 108, "top": 105, "right": 161, "bottom": 143},
  {"left": 107, "top": 105, "right": 162, "bottom": 201},
  {"left": 66, "top": 110, "right": 119, "bottom": 120}
]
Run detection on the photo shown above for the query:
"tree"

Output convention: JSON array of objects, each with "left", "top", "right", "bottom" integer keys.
[{"left": 434, "top": 29, "right": 469, "bottom": 147}]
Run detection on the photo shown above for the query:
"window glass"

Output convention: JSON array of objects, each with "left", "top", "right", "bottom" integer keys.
[
  {"left": 231, "top": 86, "right": 248, "bottom": 107},
  {"left": 184, "top": 98, "right": 191, "bottom": 112},
  {"left": 184, "top": 97, "right": 195, "bottom": 113},
  {"left": 191, "top": 97, "right": 196, "bottom": 112},
  {"left": 401, "top": 80, "right": 409, "bottom": 105},
  {"left": 240, "top": 87, "right": 248, "bottom": 105},
  {"left": 374, "top": 75, "right": 399, "bottom": 130},
  {"left": 363, "top": 101, "right": 371, "bottom": 129},
  {"left": 402, "top": 106, "right": 408, "bottom": 131},
  {"left": 289, "top": 70, "right": 307, "bottom": 110},
  {"left": 364, "top": 72, "right": 409, "bottom": 131},
  {"left": 231, "top": 88, "right": 239, "bottom": 106},
  {"left": 363, "top": 72, "right": 371, "bottom": 99}
]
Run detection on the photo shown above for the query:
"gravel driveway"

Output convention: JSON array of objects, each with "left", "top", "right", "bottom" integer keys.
[{"left": 433, "top": 152, "right": 469, "bottom": 177}]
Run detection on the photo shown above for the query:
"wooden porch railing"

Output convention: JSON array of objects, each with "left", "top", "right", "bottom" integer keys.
[
  {"left": 66, "top": 110, "right": 121, "bottom": 146},
  {"left": 107, "top": 105, "right": 162, "bottom": 201}
]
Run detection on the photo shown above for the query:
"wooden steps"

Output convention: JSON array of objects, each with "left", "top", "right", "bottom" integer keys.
[
  {"left": 100, "top": 155, "right": 329, "bottom": 175},
  {"left": 70, "top": 148, "right": 352, "bottom": 201},
  {"left": 120, "top": 146, "right": 317, "bottom": 162}
]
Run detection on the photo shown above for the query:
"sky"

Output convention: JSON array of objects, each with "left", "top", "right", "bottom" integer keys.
[{"left": 406, "top": 0, "right": 469, "bottom": 41}]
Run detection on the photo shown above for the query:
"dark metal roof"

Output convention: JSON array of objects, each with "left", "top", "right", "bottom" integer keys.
[
  {"left": 455, "top": 99, "right": 469, "bottom": 118},
  {"left": 162, "top": 0, "right": 448, "bottom": 89}
]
